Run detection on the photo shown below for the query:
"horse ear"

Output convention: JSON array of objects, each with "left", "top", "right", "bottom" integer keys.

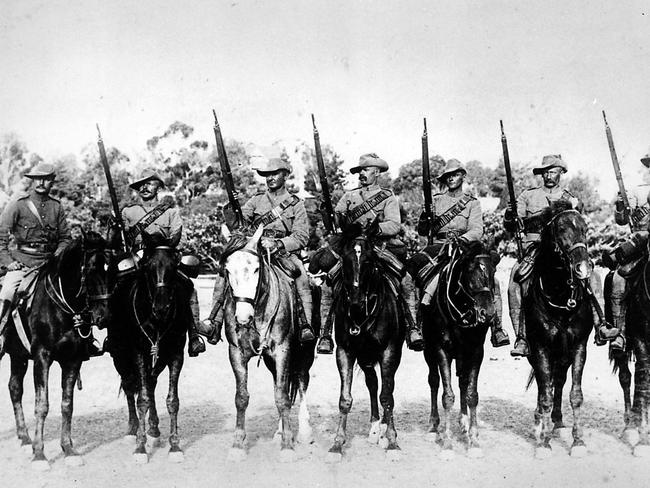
[
  {"left": 221, "top": 224, "right": 232, "bottom": 242},
  {"left": 246, "top": 224, "right": 264, "bottom": 250},
  {"left": 169, "top": 228, "right": 182, "bottom": 248},
  {"left": 489, "top": 250, "right": 501, "bottom": 266}
]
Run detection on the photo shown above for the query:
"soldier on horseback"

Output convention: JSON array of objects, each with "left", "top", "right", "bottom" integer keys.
[
  {"left": 602, "top": 150, "right": 650, "bottom": 354},
  {"left": 416, "top": 159, "right": 510, "bottom": 348},
  {"left": 119, "top": 169, "right": 206, "bottom": 357},
  {"left": 317, "top": 153, "right": 424, "bottom": 352},
  {"left": 505, "top": 154, "right": 618, "bottom": 357},
  {"left": 205, "top": 157, "right": 316, "bottom": 344}
]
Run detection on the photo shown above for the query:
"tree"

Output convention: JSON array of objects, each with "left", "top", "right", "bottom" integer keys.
[{"left": 0, "top": 133, "right": 39, "bottom": 208}]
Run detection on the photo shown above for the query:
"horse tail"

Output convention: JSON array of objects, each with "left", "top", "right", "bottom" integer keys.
[{"left": 525, "top": 368, "right": 535, "bottom": 391}]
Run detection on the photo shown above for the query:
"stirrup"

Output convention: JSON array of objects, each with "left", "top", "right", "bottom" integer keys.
[
  {"left": 491, "top": 328, "right": 510, "bottom": 348},
  {"left": 317, "top": 335, "right": 334, "bottom": 354},
  {"left": 510, "top": 338, "right": 529, "bottom": 357},
  {"left": 349, "top": 325, "right": 360, "bottom": 336}
]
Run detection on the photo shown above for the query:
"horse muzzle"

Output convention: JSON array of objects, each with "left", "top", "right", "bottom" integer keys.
[
  {"left": 573, "top": 260, "right": 593, "bottom": 281},
  {"left": 234, "top": 298, "right": 255, "bottom": 327}
]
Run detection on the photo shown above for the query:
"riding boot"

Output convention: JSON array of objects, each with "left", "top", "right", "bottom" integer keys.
[
  {"left": 205, "top": 274, "right": 227, "bottom": 345},
  {"left": 316, "top": 283, "right": 334, "bottom": 354},
  {"left": 608, "top": 272, "right": 627, "bottom": 353},
  {"left": 509, "top": 275, "right": 529, "bottom": 357},
  {"left": 296, "top": 281, "right": 316, "bottom": 343},
  {"left": 403, "top": 275, "right": 425, "bottom": 351},
  {"left": 188, "top": 289, "right": 205, "bottom": 357},
  {"left": 490, "top": 281, "right": 510, "bottom": 347},
  {"left": 0, "top": 299, "right": 12, "bottom": 355}
]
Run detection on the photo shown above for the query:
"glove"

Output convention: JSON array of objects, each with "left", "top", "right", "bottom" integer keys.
[
  {"left": 615, "top": 193, "right": 625, "bottom": 212},
  {"left": 417, "top": 212, "right": 431, "bottom": 236},
  {"left": 261, "top": 238, "right": 283, "bottom": 255},
  {"left": 7, "top": 261, "right": 25, "bottom": 272}
]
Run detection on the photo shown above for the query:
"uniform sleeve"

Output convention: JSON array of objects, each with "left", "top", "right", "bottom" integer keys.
[
  {"left": 55, "top": 203, "right": 72, "bottom": 255},
  {"left": 377, "top": 194, "right": 401, "bottom": 237},
  {"left": 241, "top": 195, "right": 256, "bottom": 225},
  {"left": 461, "top": 199, "right": 484, "bottom": 242},
  {"left": 280, "top": 200, "right": 309, "bottom": 253},
  {"left": 0, "top": 201, "right": 18, "bottom": 266},
  {"left": 169, "top": 207, "right": 185, "bottom": 247},
  {"left": 334, "top": 192, "right": 351, "bottom": 213},
  {"left": 516, "top": 191, "right": 528, "bottom": 219}
]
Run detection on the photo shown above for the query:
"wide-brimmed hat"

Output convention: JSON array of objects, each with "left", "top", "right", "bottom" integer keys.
[
  {"left": 436, "top": 159, "right": 466, "bottom": 182},
  {"left": 641, "top": 150, "right": 650, "bottom": 168},
  {"left": 25, "top": 162, "right": 56, "bottom": 179},
  {"left": 532, "top": 154, "right": 568, "bottom": 175},
  {"left": 254, "top": 157, "right": 292, "bottom": 176},
  {"left": 350, "top": 153, "right": 389, "bottom": 174},
  {"left": 129, "top": 169, "right": 166, "bottom": 190}
]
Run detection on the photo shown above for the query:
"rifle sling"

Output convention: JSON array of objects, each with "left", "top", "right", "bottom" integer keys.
[
  {"left": 430, "top": 194, "right": 474, "bottom": 236},
  {"left": 347, "top": 190, "right": 391, "bottom": 222},
  {"left": 126, "top": 201, "right": 173, "bottom": 242},
  {"left": 254, "top": 194, "right": 300, "bottom": 228}
]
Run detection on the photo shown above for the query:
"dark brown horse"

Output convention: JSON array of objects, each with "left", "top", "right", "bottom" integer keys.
[
  {"left": 4, "top": 232, "right": 114, "bottom": 470},
  {"left": 316, "top": 223, "right": 405, "bottom": 461},
  {"left": 524, "top": 201, "right": 594, "bottom": 458},
  {"left": 220, "top": 224, "right": 316, "bottom": 462},
  {"left": 417, "top": 241, "right": 500, "bottom": 458},
  {"left": 109, "top": 232, "right": 191, "bottom": 463}
]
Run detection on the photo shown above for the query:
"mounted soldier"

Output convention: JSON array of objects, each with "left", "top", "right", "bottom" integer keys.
[
  {"left": 602, "top": 150, "right": 650, "bottom": 354},
  {"left": 0, "top": 163, "right": 104, "bottom": 354},
  {"left": 119, "top": 169, "right": 206, "bottom": 357},
  {"left": 205, "top": 157, "right": 316, "bottom": 344},
  {"left": 505, "top": 154, "right": 617, "bottom": 356}
]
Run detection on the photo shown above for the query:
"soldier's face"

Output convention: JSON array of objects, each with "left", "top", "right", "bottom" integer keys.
[
  {"left": 542, "top": 168, "right": 562, "bottom": 188},
  {"left": 138, "top": 180, "right": 161, "bottom": 201},
  {"left": 32, "top": 176, "right": 54, "bottom": 195},
  {"left": 265, "top": 170, "right": 287, "bottom": 191},
  {"left": 445, "top": 171, "right": 465, "bottom": 191},
  {"left": 359, "top": 167, "right": 380, "bottom": 187}
]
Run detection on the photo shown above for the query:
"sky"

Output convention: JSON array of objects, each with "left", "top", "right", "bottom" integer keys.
[{"left": 1, "top": 0, "right": 649, "bottom": 198}]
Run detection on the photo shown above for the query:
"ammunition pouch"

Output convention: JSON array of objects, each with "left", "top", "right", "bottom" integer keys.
[
  {"left": 117, "top": 253, "right": 140, "bottom": 280},
  {"left": 514, "top": 244, "right": 540, "bottom": 284},
  {"left": 179, "top": 254, "right": 201, "bottom": 278}
]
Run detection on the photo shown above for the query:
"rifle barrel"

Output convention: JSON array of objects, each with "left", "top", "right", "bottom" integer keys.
[
  {"left": 500, "top": 120, "right": 523, "bottom": 258},
  {"left": 602, "top": 111, "right": 632, "bottom": 230}
]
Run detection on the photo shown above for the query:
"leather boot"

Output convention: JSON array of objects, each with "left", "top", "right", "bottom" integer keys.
[
  {"left": 205, "top": 274, "right": 227, "bottom": 345},
  {"left": 608, "top": 272, "right": 626, "bottom": 352},
  {"left": 490, "top": 281, "right": 510, "bottom": 347},
  {"left": 296, "top": 284, "right": 316, "bottom": 343},
  {"left": 509, "top": 279, "right": 529, "bottom": 357},
  {"left": 188, "top": 289, "right": 205, "bottom": 357},
  {"left": 0, "top": 299, "right": 12, "bottom": 355},
  {"left": 316, "top": 284, "right": 334, "bottom": 354},
  {"left": 403, "top": 276, "right": 424, "bottom": 351}
]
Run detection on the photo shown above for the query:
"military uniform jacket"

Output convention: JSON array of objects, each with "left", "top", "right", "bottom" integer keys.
[
  {"left": 335, "top": 184, "right": 401, "bottom": 237},
  {"left": 242, "top": 187, "right": 309, "bottom": 253},
  {"left": 0, "top": 192, "right": 71, "bottom": 268},
  {"left": 122, "top": 199, "right": 184, "bottom": 248},
  {"left": 431, "top": 189, "right": 483, "bottom": 242},
  {"left": 615, "top": 184, "right": 650, "bottom": 232},
  {"left": 517, "top": 185, "right": 576, "bottom": 243}
]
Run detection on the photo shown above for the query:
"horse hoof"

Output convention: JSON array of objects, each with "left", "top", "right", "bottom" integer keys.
[
  {"left": 468, "top": 447, "right": 484, "bottom": 459},
  {"left": 279, "top": 449, "right": 296, "bottom": 463},
  {"left": 146, "top": 435, "right": 160, "bottom": 450},
  {"left": 326, "top": 451, "right": 343, "bottom": 463},
  {"left": 633, "top": 445, "right": 650, "bottom": 458},
  {"left": 124, "top": 434, "right": 137, "bottom": 443},
  {"left": 624, "top": 429, "right": 640, "bottom": 447},
  {"left": 535, "top": 447, "right": 552, "bottom": 460},
  {"left": 439, "top": 449, "right": 455, "bottom": 461},
  {"left": 64, "top": 455, "right": 85, "bottom": 467},
  {"left": 133, "top": 452, "right": 148, "bottom": 464},
  {"left": 31, "top": 460, "right": 50, "bottom": 471},
  {"left": 378, "top": 436, "right": 390, "bottom": 450},
  {"left": 272, "top": 432, "right": 283, "bottom": 445},
  {"left": 426, "top": 432, "right": 438, "bottom": 443},
  {"left": 555, "top": 427, "right": 572, "bottom": 444},
  {"left": 226, "top": 448, "right": 246, "bottom": 462},
  {"left": 297, "top": 429, "right": 314, "bottom": 445},
  {"left": 570, "top": 445, "right": 588, "bottom": 458},
  {"left": 21, "top": 443, "right": 33, "bottom": 455},
  {"left": 168, "top": 450, "right": 185, "bottom": 463},
  {"left": 367, "top": 421, "right": 381, "bottom": 444},
  {"left": 458, "top": 415, "right": 469, "bottom": 434}
]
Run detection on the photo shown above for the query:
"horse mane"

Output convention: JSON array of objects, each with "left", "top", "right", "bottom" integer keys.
[
  {"left": 219, "top": 231, "right": 252, "bottom": 266},
  {"left": 48, "top": 231, "right": 106, "bottom": 275},
  {"left": 539, "top": 199, "right": 575, "bottom": 226}
]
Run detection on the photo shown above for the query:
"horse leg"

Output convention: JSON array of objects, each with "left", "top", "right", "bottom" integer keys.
[
  {"left": 458, "top": 366, "right": 470, "bottom": 437},
  {"left": 531, "top": 349, "right": 553, "bottom": 458},
  {"left": 125, "top": 390, "right": 138, "bottom": 437},
  {"left": 166, "top": 352, "right": 184, "bottom": 462},
  {"left": 437, "top": 346, "right": 455, "bottom": 456},
  {"left": 146, "top": 375, "right": 161, "bottom": 441},
  {"left": 361, "top": 364, "right": 381, "bottom": 444},
  {"left": 296, "top": 384, "right": 313, "bottom": 445},
  {"left": 633, "top": 337, "right": 650, "bottom": 457},
  {"left": 466, "top": 345, "right": 484, "bottom": 458},
  {"left": 31, "top": 348, "right": 52, "bottom": 469},
  {"left": 424, "top": 346, "right": 440, "bottom": 436},
  {"left": 60, "top": 360, "right": 84, "bottom": 465},
  {"left": 551, "top": 362, "right": 569, "bottom": 431},
  {"left": 328, "top": 347, "right": 355, "bottom": 459},
  {"left": 379, "top": 343, "right": 402, "bottom": 456},
  {"left": 568, "top": 342, "right": 587, "bottom": 457},
  {"left": 133, "top": 355, "right": 150, "bottom": 463},
  {"left": 228, "top": 344, "right": 249, "bottom": 460},
  {"left": 273, "top": 347, "right": 295, "bottom": 461},
  {"left": 8, "top": 354, "right": 31, "bottom": 447}
]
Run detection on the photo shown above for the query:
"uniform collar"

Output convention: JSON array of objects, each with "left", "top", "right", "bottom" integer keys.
[
  {"left": 541, "top": 185, "right": 564, "bottom": 194},
  {"left": 445, "top": 186, "right": 464, "bottom": 197},
  {"left": 267, "top": 187, "right": 289, "bottom": 198},
  {"left": 29, "top": 191, "right": 50, "bottom": 203},
  {"left": 360, "top": 183, "right": 379, "bottom": 192},
  {"left": 139, "top": 197, "right": 159, "bottom": 208}
]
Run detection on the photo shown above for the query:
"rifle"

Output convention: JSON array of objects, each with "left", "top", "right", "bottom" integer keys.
[
  {"left": 212, "top": 110, "right": 243, "bottom": 226},
  {"left": 311, "top": 114, "right": 337, "bottom": 233},
  {"left": 421, "top": 118, "right": 433, "bottom": 244},
  {"left": 96, "top": 124, "right": 127, "bottom": 251},
  {"left": 602, "top": 111, "right": 633, "bottom": 231},
  {"left": 500, "top": 120, "right": 524, "bottom": 259}
]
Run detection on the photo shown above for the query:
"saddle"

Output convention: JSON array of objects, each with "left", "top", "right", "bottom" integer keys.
[{"left": 514, "top": 245, "right": 540, "bottom": 284}]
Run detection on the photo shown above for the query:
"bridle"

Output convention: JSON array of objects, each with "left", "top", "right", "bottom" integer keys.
[{"left": 229, "top": 248, "right": 260, "bottom": 307}]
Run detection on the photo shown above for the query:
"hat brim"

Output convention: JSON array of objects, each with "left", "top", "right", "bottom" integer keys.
[
  {"left": 24, "top": 172, "right": 55, "bottom": 179},
  {"left": 532, "top": 166, "right": 567, "bottom": 175},
  {"left": 255, "top": 168, "right": 291, "bottom": 176},
  {"left": 436, "top": 168, "right": 467, "bottom": 182},
  {"left": 129, "top": 175, "right": 165, "bottom": 190},
  {"left": 641, "top": 155, "right": 650, "bottom": 168},
  {"left": 350, "top": 165, "right": 388, "bottom": 174}
]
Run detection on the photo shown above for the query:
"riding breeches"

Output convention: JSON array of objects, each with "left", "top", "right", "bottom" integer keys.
[
  {"left": 287, "top": 254, "right": 312, "bottom": 326},
  {"left": 0, "top": 269, "right": 26, "bottom": 302}
]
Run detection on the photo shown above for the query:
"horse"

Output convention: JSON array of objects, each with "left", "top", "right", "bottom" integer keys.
[
  {"left": 220, "top": 224, "right": 316, "bottom": 462},
  {"left": 315, "top": 221, "right": 406, "bottom": 460},
  {"left": 109, "top": 232, "right": 192, "bottom": 463},
  {"left": 3, "top": 232, "right": 114, "bottom": 469},
  {"left": 415, "top": 240, "right": 501, "bottom": 458},
  {"left": 524, "top": 200, "right": 596, "bottom": 458}
]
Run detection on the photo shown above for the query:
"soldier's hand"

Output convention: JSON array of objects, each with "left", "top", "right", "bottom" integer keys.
[
  {"left": 6, "top": 261, "right": 25, "bottom": 272},
  {"left": 615, "top": 193, "right": 625, "bottom": 212},
  {"left": 417, "top": 212, "right": 431, "bottom": 236}
]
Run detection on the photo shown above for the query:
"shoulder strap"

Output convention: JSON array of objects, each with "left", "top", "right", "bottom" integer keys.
[
  {"left": 125, "top": 200, "right": 173, "bottom": 243},
  {"left": 346, "top": 189, "right": 392, "bottom": 222},
  {"left": 254, "top": 194, "right": 300, "bottom": 228},
  {"left": 430, "top": 194, "right": 474, "bottom": 235},
  {"left": 25, "top": 200, "right": 46, "bottom": 228}
]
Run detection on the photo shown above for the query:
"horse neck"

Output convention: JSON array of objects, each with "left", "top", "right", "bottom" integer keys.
[
  {"left": 535, "top": 239, "right": 576, "bottom": 301},
  {"left": 52, "top": 247, "right": 84, "bottom": 304}
]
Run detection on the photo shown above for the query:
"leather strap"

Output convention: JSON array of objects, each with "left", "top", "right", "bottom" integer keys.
[
  {"left": 430, "top": 194, "right": 474, "bottom": 235},
  {"left": 346, "top": 189, "right": 391, "bottom": 223},
  {"left": 125, "top": 201, "right": 172, "bottom": 243},
  {"left": 254, "top": 194, "right": 300, "bottom": 229}
]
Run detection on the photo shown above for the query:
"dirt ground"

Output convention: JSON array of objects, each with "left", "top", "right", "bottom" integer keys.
[{"left": 0, "top": 260, "right": 648, "bottom": 488}]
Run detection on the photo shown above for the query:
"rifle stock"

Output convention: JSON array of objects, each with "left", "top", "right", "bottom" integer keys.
[
  {"left": 212, "top": 111, "right": 244, "bottom": 227},
  {"left": 311, "top": 114, "right": 337, "bottom": 233},
  {"left": 421, "top": 118, "right": 433, "bottom": 244},
  {"left": 602, "top": 111, "right": 633, "bottom": 231},
  {"left": 500, "top": 120, "right": 524, "bottom": 259},
  {"left": 96, "top": 124, "right": 127, "bottom": 251}
]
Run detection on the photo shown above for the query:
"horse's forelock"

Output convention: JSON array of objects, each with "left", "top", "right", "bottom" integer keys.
[
  {"left": 220, "top": 233, "right": 251, "bottom": 266},
  {"left": 540, "top": 199, "right": 574, "bottom": 225}
]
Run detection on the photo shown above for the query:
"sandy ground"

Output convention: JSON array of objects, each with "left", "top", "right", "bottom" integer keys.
[{"left": 0, "top": 260, "right": 648, "bottom": 488}]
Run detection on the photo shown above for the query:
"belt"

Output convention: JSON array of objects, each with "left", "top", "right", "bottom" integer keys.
[
  {"left": 262, "top": 229, "right": 287, "bottom": 239},
  {"left": 18, "top": 243, "right": 55, "bottom": 254}
]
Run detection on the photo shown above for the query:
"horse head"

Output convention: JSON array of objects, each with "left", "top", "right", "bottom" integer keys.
[
  {"left": 222, "top": 224, "right": 264, "bottom": 327},
  {"left": 541, "top": 200, "right": 592, "bottom": 281},
  {"left": 339, "top": 229, "right": 380, "bottom": 323},
  {"left": 459, "top": 245, "right": 500, "bottom": 325},
  {"left": 140, "top": 232, "right": 179, "bottom": 323}
]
